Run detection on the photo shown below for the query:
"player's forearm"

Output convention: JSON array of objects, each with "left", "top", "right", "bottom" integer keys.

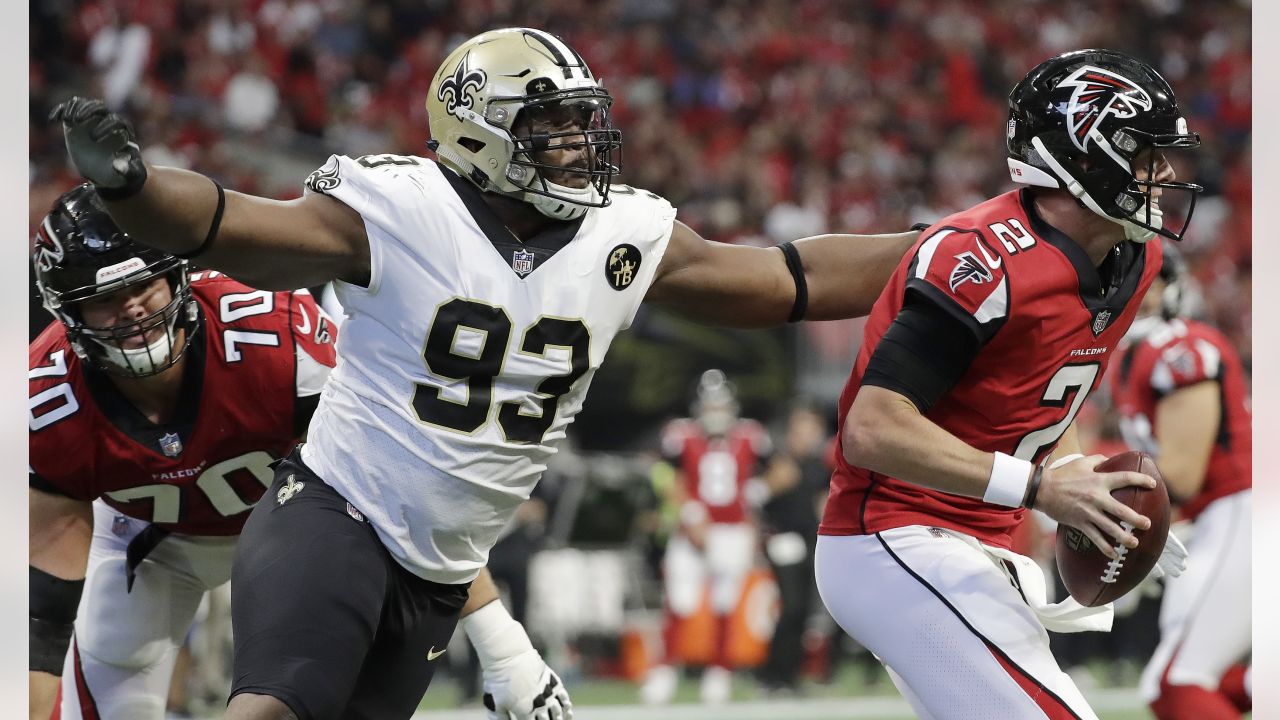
[
  {"left": 30, "top": 671, "right": 59, "bottom": 720},
  {"left": 842, "top": 385, "right": 1005, "bottom": 499},
  {"left": 103, "top": 165, "right": 360, "bottom": 290},
  {"left": 100, "top": 164, "right": 223, "bottom": 257},
  {"left": 795, "top": 231, "right": 917, "bottom": 321},
  {"left": 462, "top": 567, "right": 502, "bottom": 617}
]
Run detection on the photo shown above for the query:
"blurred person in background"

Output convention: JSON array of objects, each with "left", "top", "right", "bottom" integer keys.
[
  {"left": 642, "top": 370, "right": 771, "bottom": 705},
  {"left": 51, "top": 25, "right": 915, "bottom": 720},
  {"left": 28, "top": 184, "right": 337, "bottom": 720},
  {"left": 755, "top": 402, "right": 831, "bottom": 696},
  {"left": 1110, "top": 248, "right": 1252, "bottom": 719},
  {"left": 817, "top": 49, "right": 1195, "bottom": 719}
]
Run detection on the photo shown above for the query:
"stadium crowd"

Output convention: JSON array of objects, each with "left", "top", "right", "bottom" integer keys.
[{"left": 29, "top": 0, "right": 1251, "bottom": 366}]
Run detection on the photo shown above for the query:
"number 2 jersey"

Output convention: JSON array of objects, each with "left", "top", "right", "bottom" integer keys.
[
  {"left": 28, "top": 274, "right": 337, "bottom": 536},
  {"left": 300, "top": 154, "right": 677, "bottom": 584},
  {"left": 820, "top": 188, "right": 1162, "bottom": 548},
  {"left": 1110, "top": 317, "right": 1251, "bottom": 520}
]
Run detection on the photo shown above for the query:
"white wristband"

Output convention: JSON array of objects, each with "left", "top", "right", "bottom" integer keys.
[
  {"left": 985, "top": 452, "right": 1033, "bottom": 507},
  {"left": 462, "top": 600, "right": 533, "bottom": 668}
]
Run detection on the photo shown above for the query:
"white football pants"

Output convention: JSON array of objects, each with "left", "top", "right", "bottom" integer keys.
[
  {"left": 664, "top": 523, "right": 756, "bottom": 615},
  {"left": 1140, "top": 490, "right": 1252, "bottom": 700},
  {"left": 58, "top": 500, "right": 237, "bottom": 719},
  {"left": 816, "top": 526, "right": 1098, "bottom": 720}
]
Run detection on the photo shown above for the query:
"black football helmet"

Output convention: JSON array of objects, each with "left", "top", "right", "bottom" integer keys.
[
  {"left": 33, "top": 184, "right": 197, "bottom": 377},
  {"left": 1007, "top": 49, "right": 1202, "bottom": 243}
]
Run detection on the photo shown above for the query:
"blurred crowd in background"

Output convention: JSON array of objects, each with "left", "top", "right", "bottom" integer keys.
[{"left": 28, "top": 0, "right": 1251, "bottom": 711}]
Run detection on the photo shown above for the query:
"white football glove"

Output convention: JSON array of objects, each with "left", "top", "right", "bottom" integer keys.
[
  {"left": 1148, "top": 530, "right": 1188, "bottom": 579},
  {"left": 464, "top": 602, "right": 572, "bottom": 720},
  {"left": 481, "top": 649, "right": 571, "bottom": 720}
]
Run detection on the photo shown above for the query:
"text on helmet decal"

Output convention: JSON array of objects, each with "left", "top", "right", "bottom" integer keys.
[{"left": 95, "top": 257, "right": 147, "bottom": 285}]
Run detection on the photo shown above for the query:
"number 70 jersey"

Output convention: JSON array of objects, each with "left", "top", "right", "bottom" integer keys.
[{"left": 300, "top": 154, "right": 677, "bottom": 584}]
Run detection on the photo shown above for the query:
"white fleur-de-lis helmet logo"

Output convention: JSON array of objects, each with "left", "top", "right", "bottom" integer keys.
[{"left": 437, "top": 51, "right": 488, "bottom": 119}]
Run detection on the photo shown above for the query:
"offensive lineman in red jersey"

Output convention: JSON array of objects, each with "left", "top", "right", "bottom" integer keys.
[
  {"left": 816, "top": 50, "right": 1195, "bottom": 719},
  {"left": 29, "top": 184, "right": 339, "bottom": 719},
  {"left": 1110, "top": 251, "right": 1252, "bottom": 719},
  {"left": 642, "top": 370, "right": 771, "bottom": 705}
]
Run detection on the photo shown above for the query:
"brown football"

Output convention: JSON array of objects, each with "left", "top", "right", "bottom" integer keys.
[{"left": 1054, "top": 451, "right": 1171, "bottom": 607}]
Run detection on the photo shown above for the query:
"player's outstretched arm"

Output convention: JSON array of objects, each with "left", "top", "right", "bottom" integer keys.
[
  {"left": 645, "top": 221, "right": 916, "bottom": 326},
  {"left": 51, "top": 97, "right": 368, "bottom": 291},
  {"left": 29, "top": 488, "right": 93, "bottom": 720},
  {"left": 463, "top": 568, "right": 572, "bottom": 720}
]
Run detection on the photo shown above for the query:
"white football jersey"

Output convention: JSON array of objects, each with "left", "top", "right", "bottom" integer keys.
[{"left": 300, "top": 154, "right": 676, "bottom": 584}]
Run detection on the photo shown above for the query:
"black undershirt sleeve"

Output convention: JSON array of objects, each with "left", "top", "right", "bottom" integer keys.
[
  {"left": 294, "top": 392, "right": 322, "bottom": 438},
  {"left": 861, "top": 289, "right": 984, "bottom": 413}
]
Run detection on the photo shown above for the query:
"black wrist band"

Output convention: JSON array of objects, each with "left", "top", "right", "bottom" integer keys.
[
  {"left": 1023, "top": 463, "right": 1045, "bottom": 509},
  {"left": 778, "top": 241, "right": 808, "bottom": 323},
  {"left": 176, "top": 179, "right": 225, "bottom": 260},
  {"left": 910, "top": 222, "right": 930, "bottom": 232}
]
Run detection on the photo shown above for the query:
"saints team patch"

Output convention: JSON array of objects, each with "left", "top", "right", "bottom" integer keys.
[
  {"left": 305, "top": 157, "right": 341, "bottom": 193},
  {"left": 605, "top": 244, "right": 641, "bottom": 290}
]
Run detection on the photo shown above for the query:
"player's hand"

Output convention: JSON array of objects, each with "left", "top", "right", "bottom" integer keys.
[
  {"left": 1147, "top": 530, "right": 1188, "bottom": 579},
  {"left": 1035, "top": 454, "right": 1155, "bottom": 560},
  {"left": 481, "top": 649, "right": 572, "bottom": 720},
  {"left": 49, "top": 96, "right": 147, "bottom": 200}
]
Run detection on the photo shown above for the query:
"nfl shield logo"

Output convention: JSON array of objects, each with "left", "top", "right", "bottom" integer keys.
[
  {"left": 512, "top": 249, "right": 535, "bottom": 277},
  {"left": 159, "top": 432, "right": 183, "bottom": 458},
  {"left": 1092, "top": 310, "right": 1112, "bottom": 335}
]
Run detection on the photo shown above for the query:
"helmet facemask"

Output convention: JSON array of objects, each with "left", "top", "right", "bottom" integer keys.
[
  {"left": 504, "top": 91, "right": 621, "bottom": 220},
  {"left": 41, "top": 259, "right": 198, "bottom": 379}
]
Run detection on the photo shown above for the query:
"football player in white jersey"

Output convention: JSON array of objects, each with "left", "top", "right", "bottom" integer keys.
[{"left": 52, "top": 27, "right": 916, "bottom": 720}]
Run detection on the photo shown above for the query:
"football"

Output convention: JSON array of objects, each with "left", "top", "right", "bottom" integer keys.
[{"left": 1055, "top": 451, "right": 1172, "bottom": 607}]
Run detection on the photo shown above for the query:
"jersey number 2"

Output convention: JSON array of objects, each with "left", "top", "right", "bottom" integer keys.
[
  {"left": 412, "top": 298, "right": 590, "bottom": 444},
  {"left": 1013, "top": 363, "right": 1100, "bottom": 461}
]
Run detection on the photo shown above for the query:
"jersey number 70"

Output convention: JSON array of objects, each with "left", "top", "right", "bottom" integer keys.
[{"left": 411, "top": 298, "right": 590, "bottom": 444}]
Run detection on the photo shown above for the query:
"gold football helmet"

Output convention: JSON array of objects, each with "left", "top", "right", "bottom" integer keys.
[{"left": 426, "top": 28, "right": 621, "bottom": 220}]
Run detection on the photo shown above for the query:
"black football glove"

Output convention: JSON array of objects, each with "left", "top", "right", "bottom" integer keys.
[{"left": 49, "top": 97, "right": 147, "bottom": 201}]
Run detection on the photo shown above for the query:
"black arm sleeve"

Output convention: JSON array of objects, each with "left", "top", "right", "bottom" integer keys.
[
  {"left": 30, "top": 567, "right": 84, "bottom": 674},
  {"left": 861, "top": 289, "right": 984, "bottom": 413}
]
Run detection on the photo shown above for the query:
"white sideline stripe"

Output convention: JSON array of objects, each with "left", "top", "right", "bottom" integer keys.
[{"left": 410, "top": 687, "right": 1143, "bottom": 719}]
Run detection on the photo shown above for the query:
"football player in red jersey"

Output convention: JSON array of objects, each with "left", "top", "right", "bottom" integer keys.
[
  {"left": 815, "top": 50, "right": 1197, "bottom": 719},
  {"left": 641, "top": 370, "right": 771, "bottom": 705},
  {"left": 1110, "top": 250, "right": 1252, "bottom": 719},
  {"left": 28, "top": 184, "right": 338, "bottom": 720}
]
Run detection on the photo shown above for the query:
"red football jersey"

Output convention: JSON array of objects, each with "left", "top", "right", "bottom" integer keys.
[
  {"left": 1110, "top": 318, "right": 1251, "bottom": 520},
  {"left": 662, "top": 418, "right": 772, "bottom": 525},
  {"left": 29, "top": 273, "right": 337, "bottom": 536},
  {"left": 821, "top": 189, "right": 1162, "bottom": 548}
]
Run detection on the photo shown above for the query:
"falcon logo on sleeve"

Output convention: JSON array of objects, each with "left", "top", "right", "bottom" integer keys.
[
  {"left": 949, "top": 251, "right": 995, "bottom": 292},
  {"left": 1058, "top": 66, "right": 1153, "bottom": 152}
]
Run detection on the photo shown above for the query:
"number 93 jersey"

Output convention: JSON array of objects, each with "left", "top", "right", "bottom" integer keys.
[
  {"left": 28, "top": 274, "right": 338, "bottom": 535},
  {"left": 299, "top": 154, "right": 676, "bottom": 584}
]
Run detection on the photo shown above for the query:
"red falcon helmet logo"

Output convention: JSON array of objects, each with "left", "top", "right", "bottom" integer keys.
[
  {"left": 1058, "top": 65, "right": 1153, "bottom": 152},
  {"left": 33, "top": 217, "right": 64, "bottom": 273}
]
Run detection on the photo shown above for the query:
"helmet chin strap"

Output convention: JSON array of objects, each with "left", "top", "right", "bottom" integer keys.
[{"left": 526, "top": 178, "right": 599, "bottom": 221}]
